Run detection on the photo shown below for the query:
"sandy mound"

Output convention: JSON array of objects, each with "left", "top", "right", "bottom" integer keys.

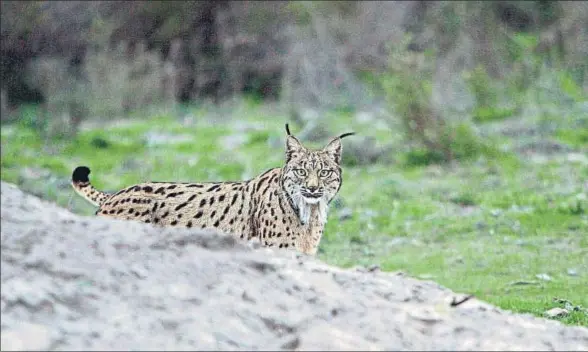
[{"left": 1, "top": 181, "right": 587, "bottom": 351}]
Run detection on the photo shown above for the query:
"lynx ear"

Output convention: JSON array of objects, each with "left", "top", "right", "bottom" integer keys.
[
  {"left": 285, "top": 124, "right": 305, "bottom": 161},
  {"left": 286, "top": 135, "right": 304, "bottom": 153},
  {"left": 323, "top": 132, "right": 355, "bottom": 164}
]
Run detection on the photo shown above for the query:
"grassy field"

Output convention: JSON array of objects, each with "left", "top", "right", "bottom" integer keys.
[{"left": 1, "top": 98, "right": 587, "bottom": 326}]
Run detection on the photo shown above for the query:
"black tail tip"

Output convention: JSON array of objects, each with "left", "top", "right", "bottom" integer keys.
[{"left": 72, "top": 166, "right": 91, "bottom": 183}]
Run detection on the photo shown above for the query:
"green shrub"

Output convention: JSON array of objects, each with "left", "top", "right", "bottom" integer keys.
[
  {"left": 380, "top": 38, "right": 491, "bottom": 164},
  {"left": 465, "top": 65, "right": 518, "bottom": 123}
]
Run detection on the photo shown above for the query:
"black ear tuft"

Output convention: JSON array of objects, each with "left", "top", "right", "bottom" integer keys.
[
  {"left": 339, "top": 132, "right": 355, "bottom": 139},
  {"left": 285, "top": 123, "right": 291, "bottom": 136},
  {"left": 72, "top": 166, "right": 91, "bottom": 183}
]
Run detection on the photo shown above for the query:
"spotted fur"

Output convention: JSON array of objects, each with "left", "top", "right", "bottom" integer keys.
[{"left": 71, "top": 124, "right": 354, "bottom": 255}]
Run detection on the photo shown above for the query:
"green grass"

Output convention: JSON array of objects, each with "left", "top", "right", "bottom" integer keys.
[
  {"left": 556, "top": 128, "right": 588, "bottom": 149},
  {"left": 1, "top": 99, "right": 587, "bottom": 327}
]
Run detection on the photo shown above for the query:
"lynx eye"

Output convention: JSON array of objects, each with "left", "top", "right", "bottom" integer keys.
[
  {"left": 294, "top": 169, "right": 307, "bottom": 177},
  {"left": 319, "top": 170, "right": 332, "bottom": 178}
]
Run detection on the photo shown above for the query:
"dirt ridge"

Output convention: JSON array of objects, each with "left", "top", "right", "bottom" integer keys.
[{"left": 1, "top": 181, "right": 587, "bottom": 351}]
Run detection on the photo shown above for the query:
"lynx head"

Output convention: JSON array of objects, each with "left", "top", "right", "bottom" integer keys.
[{"left": 281, "top": 123, "right": 355, "bottom": 225}]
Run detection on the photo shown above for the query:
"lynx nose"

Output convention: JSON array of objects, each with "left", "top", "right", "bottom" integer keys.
[{"left": 307, "top": 185, "right": 318, "bottom": 192}]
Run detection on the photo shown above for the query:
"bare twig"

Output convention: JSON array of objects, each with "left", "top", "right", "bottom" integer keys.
[{"left": 450, "top": 295, "right": 474, "bottom": 307}]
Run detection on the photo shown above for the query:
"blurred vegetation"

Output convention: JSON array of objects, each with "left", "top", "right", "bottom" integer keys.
[
  {"left": 2, "top": 1, "right": 586, "bottom": 141},
  {"left": 1, "top": 0, "right": 588, "bottom": 326}
]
